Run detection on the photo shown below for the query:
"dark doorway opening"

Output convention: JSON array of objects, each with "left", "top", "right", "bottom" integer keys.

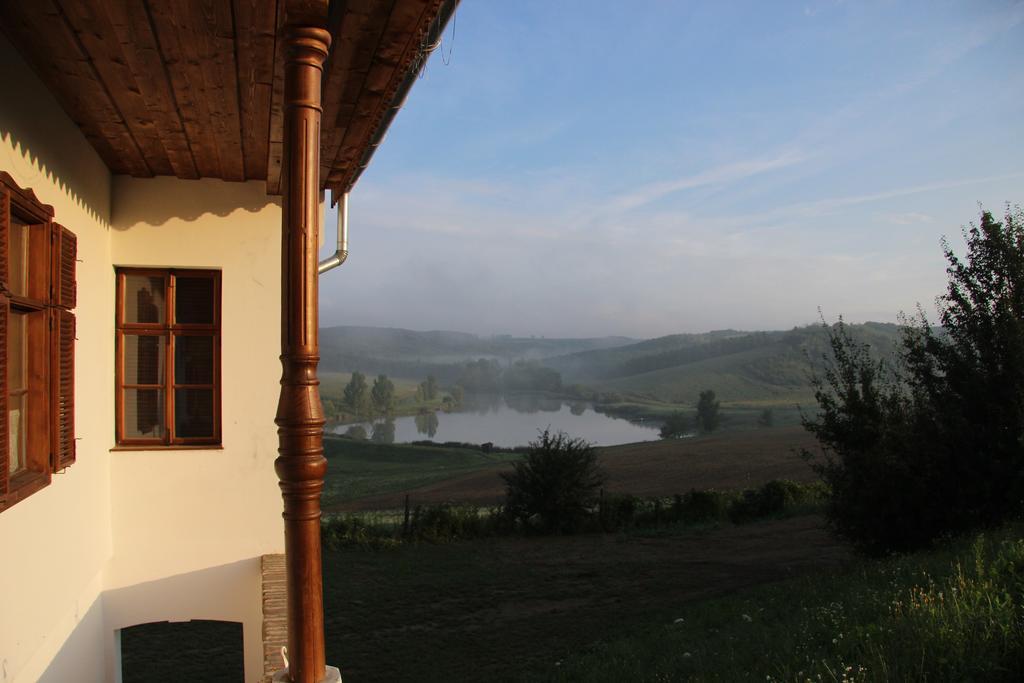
[{"left": 120, "top": 620, "right": 244, "bottom": 682}]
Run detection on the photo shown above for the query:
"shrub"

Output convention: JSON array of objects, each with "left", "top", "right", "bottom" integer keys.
[
  {"left": 408, "top": 502, "right": 488, "bottom": 542},
  {"left": 804, "top": 206, "right": 1024, "bottom": 554},
  {"left": 502, "top": 429, "right": 607, "bottom": 533},
  {"left": 677, "top": 489, "right": 730, "bottom": 524},
  {"left": 659, "top": 411, "right": 690, "bottom": 438}
]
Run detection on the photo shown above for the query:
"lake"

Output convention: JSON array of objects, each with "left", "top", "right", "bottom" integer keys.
[{"left": 329, "top": 393, "right": 660, "bottom": 447}]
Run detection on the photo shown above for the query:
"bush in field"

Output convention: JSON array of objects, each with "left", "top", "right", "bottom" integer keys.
[
  {"left": 676, "top": 489, "right": 730, "bottom": 524},
  {"left": 804, "top": 206, "right": 1024, "bottom": 554},
  {"left": 659, "top": 411, "right": 690, "bottom": 438},
  {"left": 729, "top": 479, "right": 809, "bottom": 523},
  {"left": 502, "top": 429, "right": 607, "bottom": 533},
  {"left": 343, "top": 424, "right": 367, "bottom": 440},
  {"left": 409, "top": 503, "right": 488, "bottom": 542}
]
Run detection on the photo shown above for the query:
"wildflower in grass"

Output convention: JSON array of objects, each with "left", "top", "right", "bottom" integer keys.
[
  {"left": 673, "top": 618, "right": 685, "bottom": 624},
  {"left": 742, "top": 613, "right": 753, "bottom": 622},
  {"left": 682, "top": 652, "right": 692, "bottom": 658}
]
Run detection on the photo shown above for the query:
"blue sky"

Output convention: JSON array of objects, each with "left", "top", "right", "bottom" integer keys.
[{"left": 320, "top": 0, "right": 1024, "bottom": 338}]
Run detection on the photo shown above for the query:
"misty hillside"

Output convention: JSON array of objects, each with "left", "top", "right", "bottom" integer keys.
[
  {"left": 547, "top": 322, "right": 903, "bottom": 404},
  {"left": 319, "top": 325, "right": 636, "bottom": 380},
  {"left": 318, "top": 322, "right": 906, "bottom": 406}
]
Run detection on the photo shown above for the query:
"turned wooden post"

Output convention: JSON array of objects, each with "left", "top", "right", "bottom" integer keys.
[{"left": 274, "top": 24, "right": 332, "bottom": 683}]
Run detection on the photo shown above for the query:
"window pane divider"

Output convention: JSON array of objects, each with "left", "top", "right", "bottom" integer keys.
[{"left": 115, "top": 268, "right": 221, "bottom": 447}]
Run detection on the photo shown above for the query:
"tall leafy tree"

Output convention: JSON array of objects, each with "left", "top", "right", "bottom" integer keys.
[
  {"left": 342, "top": 371, "right": 370, "bottom": 416},
  {"left": 804, "top": 206, "right": 1024, "bottom": 554},
  {"left": 370, "top": 374, "right": 396, "bottom": 415},
  {"left": 696, "top": 390, "right": 720, "bottom": 432}
]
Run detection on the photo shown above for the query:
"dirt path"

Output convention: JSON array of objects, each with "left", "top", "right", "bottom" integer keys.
[
  {"left": 334, "top": 425, "right": 820, "bottom": 511},
  {"left": 323, "top": 513, "right": 848, "bottom": 682}
]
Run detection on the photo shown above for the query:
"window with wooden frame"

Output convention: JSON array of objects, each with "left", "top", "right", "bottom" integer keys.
[
  {"left": 0, "top": 171, "right": 77, "bottom": 513},
  {"left": 115, "top": 268, "right": 221, "bottom": 447}
]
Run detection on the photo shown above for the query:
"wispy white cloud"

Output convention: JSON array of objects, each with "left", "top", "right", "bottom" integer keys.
[
  {"left": 794, "top": 172, "right": 1024, "bottom": 215},
  {"left": 606, "top": 150, "right": 808, "bottom": 212},
  {"left": 884, "top": 212, "right": 934, "bottom": 225},
  {"left": 928, "top": 2, "right": 1024, "bottom": 68}
]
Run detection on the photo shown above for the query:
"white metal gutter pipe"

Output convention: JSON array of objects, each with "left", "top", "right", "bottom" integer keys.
[{"left": 318, "top": 191, "right": 348, "bottom": 274}]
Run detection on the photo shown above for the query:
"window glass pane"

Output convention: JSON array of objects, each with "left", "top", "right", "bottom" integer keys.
[
  {"left": 124, "top": 388, "right": 165, "bottom": 439},
  {"left": 8, "top": 393, "right": 25, "bottom": 475},
  {"left": 175, "top": 276, "right": 214, "bottom": 324},
  {"left": 175, "top": 389, "right": 214, "bottom": 438},
  {"left": 8, "top": 311, "right": 27, "bottom": 473},
  {"left": 175, "top": 335, "right": 214, "bottom": 385},
  {"left": 124, "top": 334, "right": 166, "bottom": 385},
  {"left": 8, "top": 311, "right": 26, "bottom": 392},
  {"left": 9, "top": 216, "right": 29, "bottom": 297},
  {"left": 124, "top": 274, "right": 166, "bottom": 324}
]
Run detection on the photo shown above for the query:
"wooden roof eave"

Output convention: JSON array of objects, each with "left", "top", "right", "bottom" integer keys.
[{"left": 0, "top": 0, "right": 454, "bottom": 197}]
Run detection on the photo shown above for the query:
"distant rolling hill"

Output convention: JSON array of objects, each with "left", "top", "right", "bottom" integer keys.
[
  {"left": 319, "top": 325, "right": 636, "bottom": 381},
  {"left": 545, "top": 322, "right": 903, "bottom": 405},
  {"left": 318, "top": 322, "right": 905, "bottom": 407}
]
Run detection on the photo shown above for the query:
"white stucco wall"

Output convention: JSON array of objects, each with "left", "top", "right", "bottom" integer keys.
[
  {"left": 0, "top": 33, "right": 115, "bottom": 683},
  {"left": 106, "top": 176, "right": 284, "bottom": 682},
  {"left": 0, "top": 33, "right": 289, "bottom": 683}
]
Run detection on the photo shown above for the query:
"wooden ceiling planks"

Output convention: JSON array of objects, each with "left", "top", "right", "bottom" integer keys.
[
  {"left": 0, "top": 0, "right": 448, "bottom": 195},
  {"left": 234, "top": 0, "right": 278, "bottom": 181},
  {"left": 1, "top": 0, "right": 150, "bottom": 176},
  {"left": 264, "top": 0, "right": 287, "bottom": 195},
  {"left": 57, "top": 1, "right": 176, "bottom": 177},
  {"left": 147, "top": 0, "right": 245, "bottom": 181},
  {"left": 320, "top": 0, "right": 396, "bottom": 190},
  {"left": 99, "top": 0, "right": 199, "bottom": 179},
  {"left": 323, "top": 0, "right": 442, "bottom": 197}
]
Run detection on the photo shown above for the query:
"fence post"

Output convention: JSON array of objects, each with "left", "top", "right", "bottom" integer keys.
[{"left": 403, "top": 494, "right": 411, "bottom": 536}]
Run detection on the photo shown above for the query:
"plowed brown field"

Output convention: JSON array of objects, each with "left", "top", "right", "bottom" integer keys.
[{"left": 335, "top": 425, "right": 820, "bottom": 511}]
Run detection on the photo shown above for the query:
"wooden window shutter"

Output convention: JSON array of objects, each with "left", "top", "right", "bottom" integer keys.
[
  {"left": 52, "top": 224, "right": 75, "bottom": 471},
  {"left": 0, "top": 295, "right": 8, "bottom": 497},
  {"left": 52, "top": 308, "right": 75, "bottom": 470},
  {"left": 53, "top": 223, "right": 76, "bottom": 309},
  {"left": 0, "top": 190, "right": 7, "bottom": 497},
  {"left": 0, "top": 189, "right": 8, "bottom": 289}
]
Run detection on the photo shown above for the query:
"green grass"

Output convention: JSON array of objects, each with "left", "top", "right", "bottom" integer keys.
[
  {"left": 321, "top": 371, "right": 461, "bottom": 422},
  {"left": 322, "top": 480, "right": 828, "bottom": 549},
  {"left": 321, "top": 437, "right": 519, "bottom": 507},
  {"left": 596, "top": 400, "right": 808, "bottom": 430},
  {"left": 595, "top": 346, "right": 819, "bottom": 405},
  {"left": 320, "top": 371, "right": 422, "bottom": 398},
  {"left": 322, "top": 513, "right": 850, "bottom": 683},
  {"left": 542, "top": 523, "right": 1024, "bottom": 682}
]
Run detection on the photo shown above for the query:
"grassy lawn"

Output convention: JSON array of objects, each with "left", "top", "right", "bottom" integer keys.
[
  {"left": 321, "top": 436, "right": 519, "bottom": 509},
  {"left": 323, "top": 514, "right": 849, "bottom": 683},
  {"left": 545, "top": 524, "right": 1024, "bottom": 682},
  {"left": 320, "top": 371, "right": 423, "bottom": 401},
  {"left": 321, "top": 520, "right": 1023, "bottom": 682}
]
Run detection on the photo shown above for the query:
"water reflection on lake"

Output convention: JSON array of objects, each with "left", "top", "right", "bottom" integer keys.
[{"left": 330, "top": 394, "right": 660, "bottom": 448}]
